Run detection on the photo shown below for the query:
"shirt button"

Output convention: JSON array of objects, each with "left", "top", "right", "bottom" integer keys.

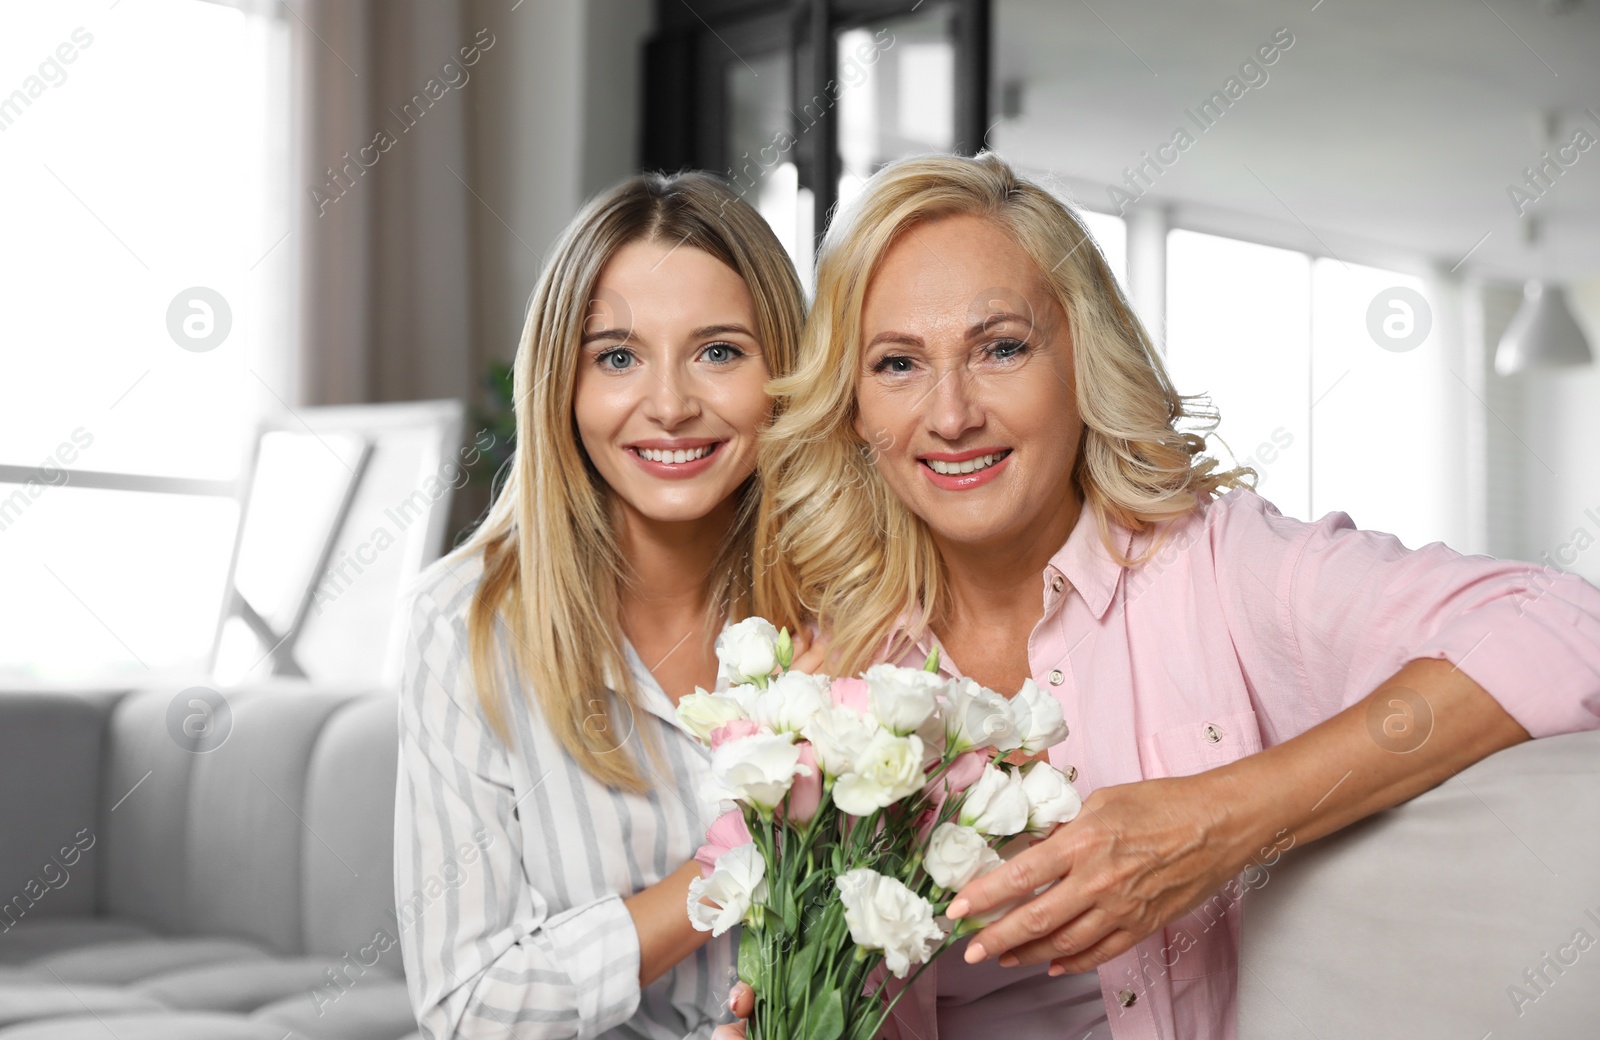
[
  {"left": 1047, "top": 669, "right": 1064, "bottom": 686},
  {"left": 1117, "top": 989, "right": 1138, "bottom": 1007},
  {"left": 1065, "top": 765, "right": 1078, "bottom": 783},
  {"left": 1050, "top": 574, "right": 1065, "bottom": 593},
  {"left": 1203, "top": 724, "right": 1223, "bottom": 744}
]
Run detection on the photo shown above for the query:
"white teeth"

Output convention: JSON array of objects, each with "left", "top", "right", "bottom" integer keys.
[
  {"left": 927, "top": 452, "right": 1004, "bottom": 476},
  {"left": 638, "top": 445, "right": 714, "bottom": 464}
]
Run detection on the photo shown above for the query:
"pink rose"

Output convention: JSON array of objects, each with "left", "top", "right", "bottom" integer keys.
[
  {"left": 829, "top": 677, "right": 870, "bottom": 714},
  {"left": 709, "top": 718, "right": 762, "bottom": 748},
  {"left": 694, "top": 809, "right": 754, "bottom": 879},
  {"left": 780, "top": 742, "right": 823, "bottom": 826}
]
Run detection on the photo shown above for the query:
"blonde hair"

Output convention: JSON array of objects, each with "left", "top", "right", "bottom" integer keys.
[
  {"left": 455, "top": 172, "right": 804, "bottom": 792},
  {"left": 754, "top": 152, "right": 1249, "bottom": 674}
]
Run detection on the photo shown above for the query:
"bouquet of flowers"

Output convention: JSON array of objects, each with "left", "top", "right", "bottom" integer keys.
[{"left": 678, "top": 618, "right": 1082, "bottom": 1040}]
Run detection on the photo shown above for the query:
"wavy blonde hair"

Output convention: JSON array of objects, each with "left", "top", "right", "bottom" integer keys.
[
  {"left": 754, "top": 153, "right": 1250, "bottom": 673},
  {"left": 455, "top": 172, "right": 804, "bottom": 792}
]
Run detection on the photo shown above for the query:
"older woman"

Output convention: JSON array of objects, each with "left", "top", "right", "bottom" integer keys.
[{"left": 726, "top": 153, "right": 1600, "bottom": 1039}]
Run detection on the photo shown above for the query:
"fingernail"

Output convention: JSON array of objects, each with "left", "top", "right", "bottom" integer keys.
[
  {"left": 947, "top": 898, "right": 969, "bottom": 918},
  {"left": 998, "top": 954, "right": 1019, "bottom": 968},
  {"left": 964, "top": 942, "right": 986, "bottom": 964},
  {"left": 1048, "top": 963, "right": 1066, "bottom": 977}
]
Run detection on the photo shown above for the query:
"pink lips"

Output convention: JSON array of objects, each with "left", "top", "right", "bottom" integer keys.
[
  {"left": 919, "top": 447, "right": 1013, "bottom": 491},
  {"left": 625, "top": 440, "right": 723, "bottom": 480}
]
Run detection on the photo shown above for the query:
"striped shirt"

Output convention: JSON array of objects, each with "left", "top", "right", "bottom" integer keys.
[{"left": 394, "top": 549, "right": 737, "bottom": 1039}]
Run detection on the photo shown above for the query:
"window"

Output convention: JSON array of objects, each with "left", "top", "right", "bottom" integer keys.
[{"left": 0, "top": 0, "right": 292, "bottom": 683}]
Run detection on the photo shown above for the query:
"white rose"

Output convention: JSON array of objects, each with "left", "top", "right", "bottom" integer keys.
[
  {"left": 675, "top": 687, "right": 748, "bottom": 743},
  {"left": 747, "top": 670, "right": 830, "bottom": 735},
  {"left": 924, "top": 822, "right": 1002, "bottom": 891},
  {"left": 832, "top": 730, "right": 926, "bottom": 817},
  {"left": 800, "top": 703, "right": 879, "bottom": 777},
  {"left": 687, "top": 842, "right": 766, "bottom": 936},
  {"left": 709, "top": 732, "right": 810, "bottom": 812},
  {"left": 716, "top": 617, "right": 781, "bottom": 683},
  {"left": 1009, "top": 678, "right": 1069, "bottom": 755},
  {"left": 1019, "top": 760, "right": 1082, "bottom": 835},
  {"left": 836, "top": 868, "right": 946, "bottom": 978},
  {"left": 863, "top": 663, "right": 943, "bottom": 735},
  {"left": 957, "top": 763, "right": 1030, "bottom": 837},
  {"left": 941, "top": 677, "right": 1020, "bottom": 754}
]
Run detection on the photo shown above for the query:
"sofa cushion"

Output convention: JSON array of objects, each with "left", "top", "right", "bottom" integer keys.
[
  {"left": 0, "top": 917, "right": 153, "bottom": 966},
  {"left": 0, "top": 1012, "right": 299, "bottom": 1040},
  {"left": 130, "top": 955, "right": 362, "bottom": 1013},
  {"left": 1240, "top": 729, "right": 1600, "bottom": 1040},
  {"left": 252, "top": 978, "right": 418, "bottom": 1040},
  {"left": 19, "top": 935, "right": 271, "bottom": 986},
  {"left": 302, "top": 693, "right": 403, "bottom": 976},
  {"left": 0, "top": 981, "right": 166, "bottom": 1028}
]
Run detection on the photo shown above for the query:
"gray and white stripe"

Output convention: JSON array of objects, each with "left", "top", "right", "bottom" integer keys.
[{"left": 394, "top": 550, "right": 735, "bottom": 1039}]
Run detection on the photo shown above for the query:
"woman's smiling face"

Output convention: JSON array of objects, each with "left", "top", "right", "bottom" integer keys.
[
  {"left": 853, "top": 213, "right": 1083, "bottom": 551},
  {"left": 573, "top": 238, "right": 772, "bottom": 528}
]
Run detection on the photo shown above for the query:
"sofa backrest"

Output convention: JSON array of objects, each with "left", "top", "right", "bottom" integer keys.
[
  {"left": 99, "top": 684, "right": 402, "bottom": 976},
  {"left": 1239, "top": 729, "right": 1600, "bottom": 1040}
]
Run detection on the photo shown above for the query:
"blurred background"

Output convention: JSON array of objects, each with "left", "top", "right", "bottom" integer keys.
[{"left": 2, "top": 0, "right": 1597, "bottom": 692}]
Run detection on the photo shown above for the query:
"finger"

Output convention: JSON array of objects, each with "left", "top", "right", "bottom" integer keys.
[
  {"left": 712, "top": 1024, "right": 747, "bottom": 1040},
  {"left": 1047, "top": 927, "right": 1141, "bottom": 976},
  {"left": 948, "top": 832, "right": 1072, "bottom": 920},
  {"left": 729, "top": 981, "right": 753, "bottom": 1019},
  {"left": 962, "top": 874, "right": 1092, "bottom": 964},
  {"left": 999, "top": 905, "right": 1112, "bottom": 967}
]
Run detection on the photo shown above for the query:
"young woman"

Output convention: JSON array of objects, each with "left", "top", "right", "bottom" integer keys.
[
  {"left": 394, "top": 172, "right": 813, "bottom": 1039},
  {"left": 722, "top": 153, "right": 1600, "bottom": 1039}
]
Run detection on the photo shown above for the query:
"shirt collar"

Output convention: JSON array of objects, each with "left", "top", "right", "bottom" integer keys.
[{"left": 1048, "top": 500, "right": 1135, "bottom": 621}]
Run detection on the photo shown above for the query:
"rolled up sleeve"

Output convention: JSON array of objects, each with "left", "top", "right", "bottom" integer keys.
[
  {"left": 394, "top": 587, "right": 642, "bottom": 1040},
  {"left": 1225, "top": 491, "right": 1600, "bottom": 738}
]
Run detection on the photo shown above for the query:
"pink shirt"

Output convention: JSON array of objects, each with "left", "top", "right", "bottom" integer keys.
[{"left": 877, "top": 487, "right": 1600, "bottom": 1040}]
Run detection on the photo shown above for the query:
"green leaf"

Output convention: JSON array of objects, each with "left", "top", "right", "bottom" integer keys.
[
  {"left": 738, "top": 925, "right": 762, "bottom": 985},
  {"left": 785, "top": 940, "right": 820, "bottom": 1000},
  {"left": 922, "top": 645, "right": 940, "bottom": 673},
  {"left": 807, "top": 987, "right": 845, "bottom": 1040},
  {"left": 780, "top": 887, "right": 799, "bottom": 934}
]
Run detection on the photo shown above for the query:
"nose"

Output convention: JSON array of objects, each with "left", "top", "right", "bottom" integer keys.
[
  {"left": 924, "top": 364, "right": 984, "bottom": 442},
  {"left": 642, "top": 363, "right": 702, "bottom": 428}
]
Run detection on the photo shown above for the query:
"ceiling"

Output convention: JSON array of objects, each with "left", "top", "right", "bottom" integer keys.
[{"left": 989, "top": 0, "right": 1600, "bottom": 282}]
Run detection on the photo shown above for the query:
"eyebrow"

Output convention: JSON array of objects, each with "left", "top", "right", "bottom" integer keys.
[
  {"left": 863, "top": 311, "right": 1035, "bottom": 350},
  {"left": 579, "top": 323, "right": 758, "bottom": 345}
]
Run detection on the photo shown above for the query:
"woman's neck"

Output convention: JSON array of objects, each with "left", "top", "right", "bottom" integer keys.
[{"left": 613, "top": 497, "right": 738, "bottom": 699}]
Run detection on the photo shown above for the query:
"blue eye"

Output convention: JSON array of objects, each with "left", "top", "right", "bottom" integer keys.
[
  {"left": 987, "top": 339, "right": 1027, "bottom": 360},
  {"left": 872, "top": 354, "right": 915, "bottom": 374},
  {"left": 596, "top": 348, "right": 635, "bottom": 370},
  {"left": 701, "top": 342, "right": 744, "bottom": 364}
]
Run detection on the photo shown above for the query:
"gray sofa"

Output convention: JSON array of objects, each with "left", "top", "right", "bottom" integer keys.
[
  {"left": 2, "top": 684, "right": 1595, "bottom": 1039},
  {"left": 0, "top": 684, "right": 419, "bottom": 1040}
]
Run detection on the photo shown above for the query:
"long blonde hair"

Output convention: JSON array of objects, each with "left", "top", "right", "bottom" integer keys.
[
  {"left": 456, "top": 172, "right": 805, "bottom": 792},
  {"left": 754, "top": 153, "right": 1249, "bottom": 673}
]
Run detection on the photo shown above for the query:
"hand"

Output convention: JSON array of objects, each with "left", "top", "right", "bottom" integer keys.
[
  {"left": 710, "top": 980, "right": 753, "bottom": 1040},
  {"left": 789, "top": 627, "right": 832, "bottom": 674},
  {"left": 946, "top": 771, "right": 1252, "bottom": 974}
]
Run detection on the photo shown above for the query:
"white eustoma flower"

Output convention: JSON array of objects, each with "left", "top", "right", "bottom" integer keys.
[
  {"left": 686, "top": 842, "right": 767, "bottom": 936},
  {"left": 863, "top": 663, "right": 943, "bottom": 735},
  {"left": 716, "top": 617, "right": 781, "bottom": 683},
  {"left": 836, "top": 868, "right": 946, "bottom": 978},
  {"left": 675, "top": 687, "right": 749, "bottom": 744},
  {"left": 941, "top": 677, "right": 1021, "bottom": 754},
  {"left": 1019, "top": 759, "right": 1082, "bottom": 835},
  {"left": 746, "top": 670, "right": 830, "bottom": 735},
  {"left": 800, "top": 703, "right": 879, "bottom": 777},
  {"left": 1009, "top": 678, "right": 1070, "bottom": 754},
  {"left": 924, "top": 822, "right": 1002, "bottom": 891},
  {"left": 957, "top": 763, "right": 1031, "bottom": 837},
  {"left": 832, "top": 729, "right": 926, "bottom": 816},
  {"left": 709, "top": 732, "right": 810, "bottom": 812}
]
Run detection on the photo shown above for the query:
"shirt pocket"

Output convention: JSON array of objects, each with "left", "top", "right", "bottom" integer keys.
[{"left": 1142, "top": 708, "right": 1263, "bottom": 778}]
